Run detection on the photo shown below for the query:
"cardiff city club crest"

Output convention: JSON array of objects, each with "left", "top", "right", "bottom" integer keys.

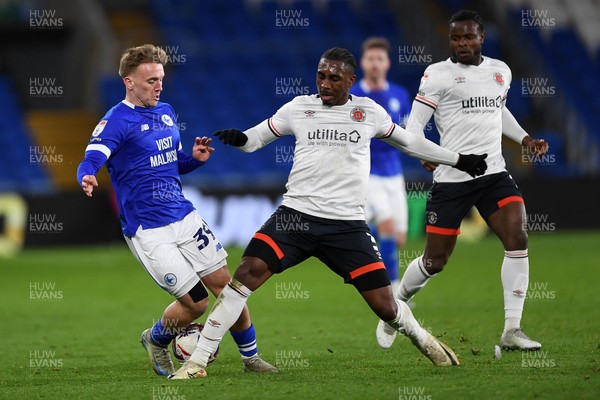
[{"left": 161, "top": 114, "right": 174, "bottom": 126}]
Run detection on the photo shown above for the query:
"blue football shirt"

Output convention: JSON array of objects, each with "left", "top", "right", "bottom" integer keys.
[
  {"left": 77, "top": 100, "right": 203, "bottom": 237},
  {"left": 350, "top": 80, "right": 411, "bottom": 177}
]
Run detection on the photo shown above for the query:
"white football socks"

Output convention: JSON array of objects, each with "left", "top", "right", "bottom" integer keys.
[
  {"left": 386, "top": 299, "right": 427, "bottom": 343},
  {"left": 190, "top": 280, "right": 252, "bottom": 367},
  {"left": 501, "top": 249, "right": 529, "bottom": 333},
  {"left": 397, "top": 256, "right": 432, "bottom": 301}
]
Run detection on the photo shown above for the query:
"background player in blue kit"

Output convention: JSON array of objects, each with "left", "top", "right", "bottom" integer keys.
[
  {"left": 76, "top": 44, "right": 276, "bottom": 376},
  {"left": 350, "top": 37, "right": 412, "bottom": 294}
]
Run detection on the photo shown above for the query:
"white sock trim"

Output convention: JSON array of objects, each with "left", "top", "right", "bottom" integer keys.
[{"left": 505, "top": 249, "right": 528, "bottom": 258}]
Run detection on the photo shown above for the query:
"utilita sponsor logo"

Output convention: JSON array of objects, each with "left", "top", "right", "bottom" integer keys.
[
  {"left": 307, "top": 129, "right": 360, "bottom": 143},
  {"left": 461, "top": 96, "right": 502, "bottom": 109}
]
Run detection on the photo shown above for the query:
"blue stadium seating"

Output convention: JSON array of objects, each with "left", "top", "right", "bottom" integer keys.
[
  {"left": 140, "top": 0, "right": 401, "bottom": 188},
  {"left": 506, "top": 8, "right": 600, "bottom": 170},
  {"left": 97, "top": 0, "right": 598, "bottom": 187},
  {"left": 0, "top": 75, "right": 51, "bottom": 192}
]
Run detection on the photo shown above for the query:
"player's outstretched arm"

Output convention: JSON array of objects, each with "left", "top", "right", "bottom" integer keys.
[
  {"left": 382, "top": 127, "right": 488, "bottom": 177},
  {"left": 502, "top": 107, "right": 549, "bottom": 157},
  {"left": 77, "top": 149, "right": 107, "bottom": 198},
  {"left": 214, "top": 118, "right": 285, "bottom": 153},
  {"left": 405, "top": 100, "right": 439, "bottom": 172}
]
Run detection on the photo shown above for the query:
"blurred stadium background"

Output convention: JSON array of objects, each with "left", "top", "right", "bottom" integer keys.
[{"left": 0, "top": 0, "right": 599, "bottom": 256}]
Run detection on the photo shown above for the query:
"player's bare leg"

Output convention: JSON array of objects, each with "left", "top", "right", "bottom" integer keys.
[
  {"left": 362, "top": 286, "right": 458, "bottom": 366},
  {"left": 169, "top": 258, "right": 276, "bottom": 379},
  {"left": 201, "top": 266, "right": 277, "bottom": 372},
  {"left": 141, "top": 293, "right": 208, "bottom": 376},
  {"left": 376, "top": 233, "right": 456, "bottom": 348},
  {"left": 486, "top": 201, "right": 541, "bottom": 350}
]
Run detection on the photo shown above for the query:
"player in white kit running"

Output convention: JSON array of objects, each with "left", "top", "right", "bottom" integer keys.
[
  {"left": 375, "top": 10, "right": 549, "bottom": 352},
  {"left": 168, "top": 47, "right": 491, "bottom": 379}
]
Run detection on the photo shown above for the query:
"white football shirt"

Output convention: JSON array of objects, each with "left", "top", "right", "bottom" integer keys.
[
  {"left": 241, "top": 94, "right": 458, "bottom": 220},
  {"left": 411, "top": 56, "right": 512, "bottom": 182}
]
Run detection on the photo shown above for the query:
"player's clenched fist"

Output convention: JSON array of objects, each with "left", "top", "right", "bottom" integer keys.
[
  {"left": 81, "top": 175, "right": 98, "bottom": 197},
  {"left": 213, "top": 129, "right": 248, "bottom": 147},
  {"left": 454, "top": 153, "right": 488, "bottom": 178},
  {"left": 522, "top": 137, "right": 549, "bottom": 157}
]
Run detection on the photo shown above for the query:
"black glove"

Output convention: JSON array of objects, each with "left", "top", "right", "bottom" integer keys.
[
  {"left": 454, "top": 153, "right": 488, "bottom": 177},
  {"left": 213, "top": 129, "right": 248, "bottom": 147}
]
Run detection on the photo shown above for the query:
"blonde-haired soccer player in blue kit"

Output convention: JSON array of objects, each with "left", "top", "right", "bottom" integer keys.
[{"left": 77, "top": 44, "right": 277, "bottom": 376}]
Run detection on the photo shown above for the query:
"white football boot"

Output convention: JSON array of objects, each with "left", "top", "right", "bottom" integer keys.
[
  {"left": 376, "top": 319, "right": 398, "bottom": 349},
  {"left": 397, "top": 301, "right": 459, "bottom": 366},
  {"left": 500, "top": 328, "right": 542, "bottom": 350},
  {"left": 168, "top": 360, "right": 207, "bottom": 380}
]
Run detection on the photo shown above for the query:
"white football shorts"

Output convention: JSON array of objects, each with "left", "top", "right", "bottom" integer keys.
[
  {"left": 365, "top": 174, "right": 408, "bottom": 233},
  {"left": 125, "top": 210, "right": 228, "bottom": 298}
]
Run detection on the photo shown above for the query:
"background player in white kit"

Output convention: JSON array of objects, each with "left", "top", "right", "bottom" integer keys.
[
  {"left": 375, "top": 10, "right": 549, "bottom": 351},
  {"left": 350, "top": 37, "right": 412, "bottom": 294},
  {"left": 169, "top": 47, "right": 490, "bottom": 379},
  {"left": 76, "top": 44, "right": 276, "bottom": 376}
]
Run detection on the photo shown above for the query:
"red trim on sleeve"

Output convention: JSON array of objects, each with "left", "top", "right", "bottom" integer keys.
[
  {"left": 415, "top": 95, "right": 437, "bottom": 108},
  {"left": 268, "top": 117, "right": 282, "bottom": 137},
  {"left": 381, "top": 122, "right": 395, "bottom": 138}
]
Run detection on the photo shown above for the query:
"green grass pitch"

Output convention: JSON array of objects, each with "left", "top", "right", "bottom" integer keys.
[{"left": 2, "top": 231, "right": 599, "bottom": 399}]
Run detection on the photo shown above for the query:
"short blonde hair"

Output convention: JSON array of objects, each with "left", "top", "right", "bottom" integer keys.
[{"left": 118, "top": 44, "right": 168, "bottom": 77}]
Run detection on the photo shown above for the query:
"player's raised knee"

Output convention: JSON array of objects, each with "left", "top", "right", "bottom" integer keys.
[{"left": 423, "top": 256, "right": 448, "bottom": 275}]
